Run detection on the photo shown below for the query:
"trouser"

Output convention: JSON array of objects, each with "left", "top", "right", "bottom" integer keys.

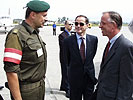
[
  {"left": 20, "top": 79, "right": 45, "bottom": 100},
  {"left": 60, "top": 62, "right": 69, "bottom": 91},
  {"left": 53, "top": 28, "right": 56, "bottom": 35},
  {"left": 70, "top": 75, "right": 94, "bottom": 100},
  {"left": 5, "top": 82, "right": 14, "bottom": 100},
  {"left": 0, "top": 94, "right": 4, "bottom": 100}
]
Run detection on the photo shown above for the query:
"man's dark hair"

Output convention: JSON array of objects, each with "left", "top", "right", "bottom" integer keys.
[
  {"left": 75, "top": 15, "right": 89, "bottom": 24},
  {"left": 64, "top": 20, "right": 68, "bottom": 25},
  {"left": 25, "top": 8, "right": 32, "bottom": 19}
]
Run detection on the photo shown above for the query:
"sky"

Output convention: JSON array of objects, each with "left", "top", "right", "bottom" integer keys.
[{"left": 0, "top": 0, "right": 133, "bottom": 23}]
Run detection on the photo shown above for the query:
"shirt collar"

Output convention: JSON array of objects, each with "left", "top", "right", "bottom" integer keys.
[
  {"left": 110, "top": 32, "right": 121, "bottom": 44},
  {"left": 64, "top": 29, "right": 71, "bottom": 35},
  {"left": 21, "top": 20, "right": 39, "bottom": 34},
  {"left": 76, "top": 33, "right": 86, "bottom": 40}
]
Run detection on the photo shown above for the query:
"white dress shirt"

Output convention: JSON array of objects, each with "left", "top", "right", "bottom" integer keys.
[
  {"left": 109, "top": 32, "right": 122, "bottom": 50},
  {"left": 76, "top": 33, "right": 86, "bottom": 56}
]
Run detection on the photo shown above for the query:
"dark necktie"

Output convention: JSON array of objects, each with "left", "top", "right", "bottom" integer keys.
[
  {"left": 80, "top": 37, "right": 85, "bottom": 63},
  {"left": 104, "top": 41, "right": 111, "bottom": 60}
]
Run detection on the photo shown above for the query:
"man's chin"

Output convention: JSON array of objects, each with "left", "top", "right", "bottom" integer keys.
[
  {"left": 40, "top": 25, "right": 44, "bottom": 28},
  {"left": 76, "top": 30, "right": 82, "bottom": 34},
  {"left": 102, "top": 33, "right": 107, "bottom": 36},
  {"left": 101, "top": 31, "right": 105, "bottom": 36}
]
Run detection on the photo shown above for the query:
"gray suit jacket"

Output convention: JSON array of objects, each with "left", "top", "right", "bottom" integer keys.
[{"left": 97, "top": 34, "right": 133, "bottom": 100}]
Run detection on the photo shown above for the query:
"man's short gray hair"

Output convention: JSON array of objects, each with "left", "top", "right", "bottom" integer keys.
[{"left": 103, "top": 11, "right": 122, "bottom": 30}]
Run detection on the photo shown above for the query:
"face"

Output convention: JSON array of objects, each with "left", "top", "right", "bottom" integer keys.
[
  {"left": 75, "top": 17, "right": 88, "bottom": 36},
  {"left": 99, "top": 13, "right": 114, "bottom": 37},
  {"left": 65, "top": 21, "right": 73, "bottom": 32},
  {"left": 33, "top": 11, "right": 48, "bottom": 29}
]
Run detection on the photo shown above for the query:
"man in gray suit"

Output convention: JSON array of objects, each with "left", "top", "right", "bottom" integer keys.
[
  {"left": 96, "top": 11, "right": 133, "bottom": 100},
  {"left": 128, "top": 19, "right": 133, "bottom": 33}
]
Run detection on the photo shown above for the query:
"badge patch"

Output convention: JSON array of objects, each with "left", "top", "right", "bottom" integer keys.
[{"left": 37, "top": 48, "right": 43, "bottom": 57}]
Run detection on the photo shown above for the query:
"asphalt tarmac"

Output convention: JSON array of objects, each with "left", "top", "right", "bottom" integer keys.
[{"left": 0, "top": 26, "right": 132, "bottom": 100}]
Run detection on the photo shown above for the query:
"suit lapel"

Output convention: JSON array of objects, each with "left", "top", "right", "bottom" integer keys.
[
  {"left": 72, "top": 35, "right": 81, "bottom": 59},
  {"left": 100, "top": 34, "right": 123, "bottom": 70},
  {"left": 72, "top": 34, "right": 91, "bottom": 64},
  {"left": 84, "top": 35, "right": 91, "bottom": 63},
  {"left": 101, "top": 49, "right": 115, "bottom": 69},
  {"left": 64, "top": 30, "right": 69, "bottom": 37}
]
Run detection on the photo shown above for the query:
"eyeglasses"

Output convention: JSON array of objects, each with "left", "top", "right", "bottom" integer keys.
[
  {"left": 75, "top": 22, "right": 85, "bottom": 26},
  {"left": 68, "top": 24, "right": 73, "bottom": 26}
]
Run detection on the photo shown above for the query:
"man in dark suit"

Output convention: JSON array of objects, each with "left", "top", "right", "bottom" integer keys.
[
  {"left": 64, "top": 15, "right": 98, "bottom": 100},
  {"left": 58, "top": 20, "right": 73, "bottom": 98},
  {"left": 96, "top": 11, "right": 133, "bottom": 100}
]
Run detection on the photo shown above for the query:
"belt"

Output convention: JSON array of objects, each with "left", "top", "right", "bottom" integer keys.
[{"left": 20, "top": 79, "right": 44, "bottom": 91}]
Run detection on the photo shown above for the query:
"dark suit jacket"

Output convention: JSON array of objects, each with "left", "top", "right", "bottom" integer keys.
[
  {"left": 64, "top": 34, "right": 98, "bottom": 88},
  {"left": 58, "top": 30, "right": 70, "bottom": 63},
  {"left": 97, "top": 34, "right": 133, "bottom": 100}
]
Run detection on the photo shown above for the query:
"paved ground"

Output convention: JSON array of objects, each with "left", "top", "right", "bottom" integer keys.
[{"left": 0, "top": 26, "right": 133, "bottom": 100}]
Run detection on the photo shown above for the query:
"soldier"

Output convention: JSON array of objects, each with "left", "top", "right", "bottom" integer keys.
[{"left": 3, "top": 0, "right": 50, "bottom": 100}]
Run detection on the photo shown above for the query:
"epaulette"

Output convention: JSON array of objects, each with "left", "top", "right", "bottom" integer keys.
[{"left": 12, "top": 29, "right": 18, "bottom": 34}]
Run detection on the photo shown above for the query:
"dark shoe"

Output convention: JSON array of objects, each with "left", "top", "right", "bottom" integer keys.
[
  {"left": 60, "top": 88, "right": 67, "bottom": 91},
  {"left": 5, "top": 82, "right": 9, "bottom": 89},
  {"left": 0, "top": 94, "right": 4, "bottom": 100},
  {"left": 0, "top": 86, "right": 4, "bottom": 90},
  {"left": 65, "top": 90, "right": 70, "bottom": 98}
]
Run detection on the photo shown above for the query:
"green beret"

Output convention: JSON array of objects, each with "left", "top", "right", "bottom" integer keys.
[{"left": 27, "top": 0, "right": 50, "bottom": 12}]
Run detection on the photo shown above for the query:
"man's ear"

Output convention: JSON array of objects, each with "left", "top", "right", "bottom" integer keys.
[
  {"left": 30, "top": 12, "right": 36, "bottom": 19},
  {"left": 112, "top": 21, "right": 117, "bottom": 28}
]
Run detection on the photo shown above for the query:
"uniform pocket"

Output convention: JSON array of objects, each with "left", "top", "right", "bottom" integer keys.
[
  {"left": 21, "top": 39, "right": 44, "bottom": 64},
  {"left": 27, "top": 40, "right": 42, "bottom": 50}
]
